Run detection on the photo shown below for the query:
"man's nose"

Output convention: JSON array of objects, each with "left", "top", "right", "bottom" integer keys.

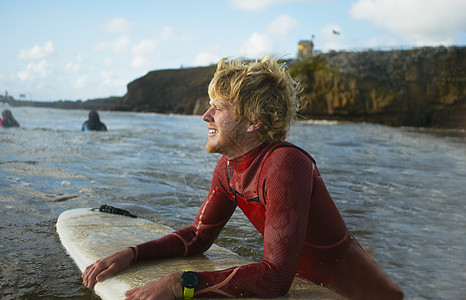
[{"left": 202, "top": 107, "right": 214, "bottom": 122}]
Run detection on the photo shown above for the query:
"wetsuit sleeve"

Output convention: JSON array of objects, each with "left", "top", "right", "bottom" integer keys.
[
  {"left": 133, "top": 157, "right": 236, "bottom": 262},
  {"left": 195, "top": 149, "right": 313, "bottom": 298}
]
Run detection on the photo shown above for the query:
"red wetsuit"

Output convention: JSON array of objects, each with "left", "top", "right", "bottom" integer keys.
[{"left": 133, "top": 142, "right": 403, "bottom": 299}]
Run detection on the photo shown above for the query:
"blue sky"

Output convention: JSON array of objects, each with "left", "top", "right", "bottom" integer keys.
[{"left": 1, "top": 0, "right": 465, "bottom": 101}]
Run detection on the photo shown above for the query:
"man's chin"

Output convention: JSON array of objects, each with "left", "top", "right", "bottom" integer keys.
[
  {"left": 206, "top": 141, "right": 225, "bottom": 155},
  {"left": 205, "top": 142, "right": 217, "bottom": 154}
]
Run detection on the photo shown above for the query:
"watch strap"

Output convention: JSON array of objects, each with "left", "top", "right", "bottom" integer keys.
[{"left": 183, "top": 286, "right": 195, "bottom": 299}]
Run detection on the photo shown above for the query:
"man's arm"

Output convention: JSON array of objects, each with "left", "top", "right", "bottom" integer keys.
[{"left": 133, "top": 184, "right": 236, "bottom": 262}]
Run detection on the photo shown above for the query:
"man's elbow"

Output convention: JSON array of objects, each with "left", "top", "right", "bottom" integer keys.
[{"left": 256, "top": 278, "right": 293, "bottom": 298}]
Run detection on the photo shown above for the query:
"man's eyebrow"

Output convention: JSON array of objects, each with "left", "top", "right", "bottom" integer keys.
[{"left": 209, "top": 99, "right": 225, "bottom": 109}]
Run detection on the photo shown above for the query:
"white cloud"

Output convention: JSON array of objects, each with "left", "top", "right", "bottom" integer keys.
[
  {"left": 132, "top": 39, "right": 157, "bottom": 55},
  {"left": 103, "top": 17, "right": 132, "bottom": 34},
  {"left": 350, "top": 0, "right": 466, "bottom": 45},
  {"left": 129, "top": 27, "right": 193, "bottom": 69},
  {"left": 103, "top": 57, "right": 113, "bottom": 67},
  {"left": 64, "top": 62, "right": 80, "bottom": 72},
  {"left": 30, "top": 60, "right": 50, "bottom": 77},
  {"left": 112, "top": 35, "right": 131, "bottom": 52},
  {"left": 239, "top": 32, "right": 274, "bottom": 57},
  {"left": 64, "top": 54, "right": 83, "bottom": 72},
  {"left": 94, "top": 35, "right": 130, "bottom": 53},
  {"left": 100, "top": 71, "right": 113, "bottom": 86},
  {"left": 76, "top": 54, "right": 83, "bottom": 63},
  {"left": 94, "top": 41, "right": 108, "bottom": 52},
  {"left": 238, "top": 14, "right": 298, "bottom": 57},
  {"left": 193, "top": 47, "right": 221, "bottom": 66},
  {"left": 131, "top": 39, "right": 157, "bottom": 68},
  {"left": 99, "top": 70, "right": 127, "bottom": 89},
  {"left": 16, "top": 70, "right": 29, "bottom": 81},
  {"left": 73, "top": 75, "right": 88, "bottom": 89},
  {"left": 266, "top": 14, "right": 298, "bottom": 36},
  {"left": 235, "top": 15, "right": 298, "bottom": 59},
  {"left": 18, "top": 41, "right": 55, "bottom": 60},
  {"left": 230, "top": 0, "right": 292, "bottom": 11},
  {"left": 131, "top": 56, "right": 149, "bottom": 69},
  {"left": 230, "top": 0, "right": 323, "bottom": 12},
  {"left": 17, "top": 59, "right": 51, "bottom": 81},
  {"left": 160, "top": 26, "right": 174, "bottom": 40}
]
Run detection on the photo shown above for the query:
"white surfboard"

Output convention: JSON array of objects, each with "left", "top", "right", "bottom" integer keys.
[{"left": 56, "top": 207, "right": 344, "bottom": 299}]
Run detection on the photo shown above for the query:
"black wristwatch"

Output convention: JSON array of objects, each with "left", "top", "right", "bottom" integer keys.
[{"left": 181, "top": 270, "right": 199, "bottom": 299}]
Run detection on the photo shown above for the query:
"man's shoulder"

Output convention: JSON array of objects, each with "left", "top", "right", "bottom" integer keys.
[
  {"left": 264, "top": 142, "right": 316, "bottom": 165},
  {"left": 266, "top": 142, "right": 310, "bottom": 156}
]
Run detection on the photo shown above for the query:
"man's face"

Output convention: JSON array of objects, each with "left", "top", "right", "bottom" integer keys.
[{"left": 202, "top": 98, "right": 250, "bottom": 159}]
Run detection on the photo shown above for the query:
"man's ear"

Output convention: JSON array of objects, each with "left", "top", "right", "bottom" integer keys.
[{"left": 247, "top": 122, "right": 262, "bottom": 132}]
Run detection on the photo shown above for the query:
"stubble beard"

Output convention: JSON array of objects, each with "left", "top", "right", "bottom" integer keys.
[{"left": 205, "top": 119, "right": 246, "bottom": 157}]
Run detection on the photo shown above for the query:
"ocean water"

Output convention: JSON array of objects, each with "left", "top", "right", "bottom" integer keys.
[{"left": 1, "top": 106, "right": 465, "bottom": 300}]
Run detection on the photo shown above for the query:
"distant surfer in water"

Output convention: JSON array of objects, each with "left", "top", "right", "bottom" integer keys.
[
  {"left": 0, "top": 109, "right": 20, "bottom": 128},
  {"left": 82, "top": 110, "right": 107, "bottom": 131},
  {"left": 82, "top": 57, "right": 403, "bottom": 299}
]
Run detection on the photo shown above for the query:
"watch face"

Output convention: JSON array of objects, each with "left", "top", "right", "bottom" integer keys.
[{"left": 181, "top": 271, "right": 199, "bottom": 288}]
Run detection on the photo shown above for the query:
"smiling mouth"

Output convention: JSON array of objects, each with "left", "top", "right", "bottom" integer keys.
[{"left": 208, "top": 128, "right": 218, "bottom": 138}]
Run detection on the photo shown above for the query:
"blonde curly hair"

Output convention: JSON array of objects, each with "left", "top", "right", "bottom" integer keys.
[{"left": 208, "top": 56, "right": 302, "bottom": 144}]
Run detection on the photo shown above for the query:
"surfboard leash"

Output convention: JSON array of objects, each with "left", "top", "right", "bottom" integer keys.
[{"left": 92, "top": 204, "right": 138, "bottom": 218}]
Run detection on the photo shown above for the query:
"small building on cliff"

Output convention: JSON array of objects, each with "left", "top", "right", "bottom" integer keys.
[{"left": 297, "top": 37, "right": 314, "bottom": 59}]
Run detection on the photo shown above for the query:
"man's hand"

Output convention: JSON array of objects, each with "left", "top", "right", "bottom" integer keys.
[
  {"left": 82, "top": 247, "right": 134, "bottom": 289},
  {"left": 124, "top": 272, "right": 183, "bottom": 300}
]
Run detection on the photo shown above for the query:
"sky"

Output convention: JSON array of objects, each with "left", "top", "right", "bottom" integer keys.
[{"left": 1, "top": 0, "right": 465, "bottom": 102}]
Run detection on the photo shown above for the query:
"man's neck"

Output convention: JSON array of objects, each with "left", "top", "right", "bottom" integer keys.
[{"left": 224, "top": 138, "right": 263, "bottom": 160}]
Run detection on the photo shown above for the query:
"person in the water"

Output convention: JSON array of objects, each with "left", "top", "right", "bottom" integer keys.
[
  {"left": 82, "top": 57, "right": 403, "bottom": 300},
  {"left": 82, "top": 110, "right": 107, "bottom": 131},
  {"left": 0, "top": 109, "right": 20, "bottom": 128}
]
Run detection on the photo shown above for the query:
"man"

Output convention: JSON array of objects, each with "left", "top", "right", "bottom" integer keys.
[
  {"left": 82, "top": 57, "right": 403, "bottom": 299},
  {"left": 0, "top": 109, "right": 20, "bottom": 128},
  {"left": 82, "top": 110, "right": 107, "bottom": 131}
]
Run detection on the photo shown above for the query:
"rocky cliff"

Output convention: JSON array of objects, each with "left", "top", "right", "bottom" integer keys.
[
  {"left": 116, "top": 66, "right": 216, "bottom": 114},
  {"left": 290, "top": 46, "right": 465, "bottom": 128},
  {"left": 117, "top": 46, "right": 464, "bottom": 128}
]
